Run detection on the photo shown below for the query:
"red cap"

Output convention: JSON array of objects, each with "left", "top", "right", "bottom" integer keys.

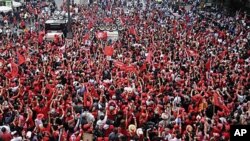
[{"left": 37, "top": 114, "right": 44, "bottom": 120}]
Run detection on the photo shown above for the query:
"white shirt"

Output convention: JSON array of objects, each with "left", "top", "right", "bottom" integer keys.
[
  {"left": 11, "top": 137, "right": 22, "bottom": 141},
  {"left": 169, "top": 137, "right": 182, "bottom": 141},
  {"left": 81, "top": 111, "right": 95, "bottom": 123},
  {"left": 96, "top": 115, "right": 107, "bottom": 129}
]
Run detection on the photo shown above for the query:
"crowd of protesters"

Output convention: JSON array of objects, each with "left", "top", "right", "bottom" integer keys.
[{"left": 0, "top": 0, "right": 249, "bottom": 141}]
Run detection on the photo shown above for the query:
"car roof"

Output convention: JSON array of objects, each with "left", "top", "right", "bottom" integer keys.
[{"left": 45, "top": 19, "right": 67, "bottom": 24}]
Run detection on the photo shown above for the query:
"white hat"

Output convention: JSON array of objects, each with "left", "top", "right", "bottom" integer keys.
[
  {"left": 136, "top": 128, "right": 143, "bottom": 136},
  {"left": 161, "top": 113, "right": 169, "bottom": 120},
  {"left": 26, "top": 131, "right": 32, "bottom": 139},
  {"left": 103, "top": 124, "right": 109, "bottom": 130},
  {"left": 109, "top": 106, "right": 115, "bottom": 111}
]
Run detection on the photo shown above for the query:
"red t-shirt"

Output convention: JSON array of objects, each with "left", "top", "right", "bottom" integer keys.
[{"left": 0, "top": 133, "right": 12, "bottom": 141}]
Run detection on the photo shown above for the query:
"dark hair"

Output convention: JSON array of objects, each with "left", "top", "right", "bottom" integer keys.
[
  {"left": 1, "top": 127, "right": 6, "bottom": 133},
  {"left": 100, "top": 115, "right": 105, "bottom": 120}
]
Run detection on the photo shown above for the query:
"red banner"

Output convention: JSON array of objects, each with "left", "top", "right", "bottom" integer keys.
[
  {"left": 114, "top": 61, "right": 125, "bottom": 70},
  {"left": 96, "top": 32, "right": 107, "bottom": 40}
]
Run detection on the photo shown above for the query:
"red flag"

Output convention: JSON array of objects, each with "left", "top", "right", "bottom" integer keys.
[
  {"left": 82, "top": 33, "right": 90, "bottom": 45},
  {"left": 191, "top": 94, "right": 203, "bottom": 105},
  {"left": 38, "top": 31, "right": 45, "bottom": 44},
  {"left": 17, "top": 52, "right": 25, "bottom": 65},
  {"left": 128, "top": 27, "right": 137, "bottom": 35},
  {"left": 205, "top": 58, "right": 211, "bottom": 71},
  {"left": 218, "top": 51, "right": 226, "bottom": 60},
  {"left": 125, "top": 65, "right": 137, "bottom": 72},
  {"left": 104, "top": 46, "right": 114, "bottom": 56},
  {"left": 11, "top": 62, "right": 18, "bottom": 78},
  {"left": 213, "top": 92, "right": 230, "bottom": 115},
  {"left": 96, "top": 32, "right": 107, "bottom": 40},
  {"left": 140, "top": 63, "right": 147, "bottom": 71},
  {"left": 114, "top": 61, "right": 125, "bottom": 70}
]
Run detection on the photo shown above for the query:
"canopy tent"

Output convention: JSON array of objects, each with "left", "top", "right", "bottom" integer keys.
[
  {"left": 0, "top": 6, "right": 12, "bottom": 13},
  {"left": 13, "top": 1, "right": 22, "bottom": 8}
]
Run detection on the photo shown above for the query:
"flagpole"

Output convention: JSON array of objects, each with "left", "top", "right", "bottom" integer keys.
[{"left": 213, "top": 95, "right": 215, "bottom": 117}]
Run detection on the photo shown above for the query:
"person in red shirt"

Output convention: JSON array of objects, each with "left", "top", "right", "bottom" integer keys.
[{"left": 0, "top": 127, "right": 12, "bottom": 141}]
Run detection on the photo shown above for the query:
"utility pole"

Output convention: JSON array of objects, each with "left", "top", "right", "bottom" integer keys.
[{"left": 67, "top": 0, "right": 73, "bottom": 39}]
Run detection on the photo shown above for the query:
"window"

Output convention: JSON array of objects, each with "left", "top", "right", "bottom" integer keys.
[
  {"left": 0, "top": 1, "right": 5, "bottom": 6},
  {"left": 5, "top": 1, "right": 12, "bottom": 7}
]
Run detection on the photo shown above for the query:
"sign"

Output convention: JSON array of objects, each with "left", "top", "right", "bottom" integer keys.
[{"left": 106, "top": 30, "right": 119, "bottom": 42}]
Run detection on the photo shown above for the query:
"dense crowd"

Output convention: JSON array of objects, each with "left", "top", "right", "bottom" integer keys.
[{"left": 0, "top": 0, "right": 249, "bottom": 141}]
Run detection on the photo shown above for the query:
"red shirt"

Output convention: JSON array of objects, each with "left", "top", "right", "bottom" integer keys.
[{"left": 0, "top": 133, "right": 12, "bottom": 141}]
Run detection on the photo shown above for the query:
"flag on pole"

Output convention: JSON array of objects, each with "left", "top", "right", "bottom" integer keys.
[
  {"left": 213, "top": 92, "right": 230, "bottom": 115},
  {"left": 17, "top": 52, "right": 25, "bottom": 65}
]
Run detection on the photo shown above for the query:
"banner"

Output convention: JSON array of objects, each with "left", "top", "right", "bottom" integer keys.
[
  {"left": 114, "top": 61, "right": 125, "bottom": 69},
  {"left": 96, "top": 32, "right": 108, "bottom": 40}
]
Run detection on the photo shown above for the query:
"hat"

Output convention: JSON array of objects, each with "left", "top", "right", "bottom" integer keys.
[
  {"left": 103, "top": 124, "right": 109, "bottom": 130},
  {"left": 128, "top": 124, "right": 136, "bottom": 133},
  {"left": 109, "top": 106, "right": 115, "bottom": 111},
  {"left": 36, "top": 113, "right": 44, "bottom": 120},
  {"left": 136, "top": 128, "right": 143, "bottom": 136},
  {"left": 161, "top": 113, "right": 169, "bottom": 120}
]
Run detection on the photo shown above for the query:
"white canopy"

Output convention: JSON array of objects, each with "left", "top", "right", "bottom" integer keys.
[
  {"left": 13, "top": 1, "right": 22, "bottom": 8},
  {"left": 0, "top": 6, "right": 12, "bottom": 13}
]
